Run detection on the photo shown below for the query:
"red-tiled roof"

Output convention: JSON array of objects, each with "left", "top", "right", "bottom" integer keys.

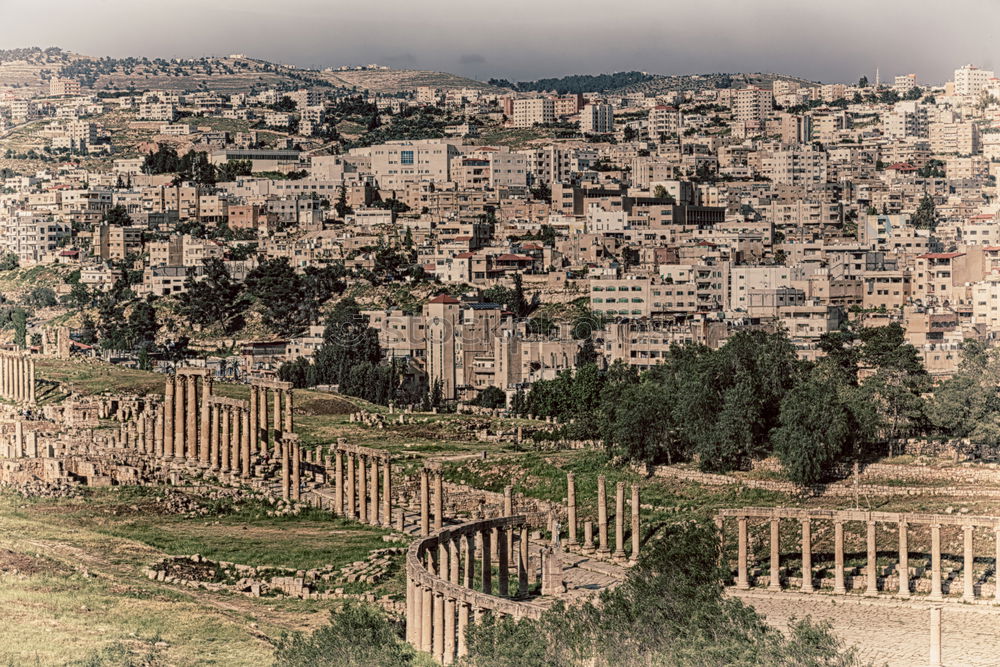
[{"left": 428, "top": 294, "right": 460, "bottom": 304}]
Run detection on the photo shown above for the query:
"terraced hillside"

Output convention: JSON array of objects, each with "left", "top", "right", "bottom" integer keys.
[{"left": 612, "top": 71, "right": 822, "bottom": 95}]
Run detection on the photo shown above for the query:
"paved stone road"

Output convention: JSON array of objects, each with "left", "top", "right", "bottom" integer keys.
[{"left": 732, "top": 590, "right": 1000, "bottom": 666}]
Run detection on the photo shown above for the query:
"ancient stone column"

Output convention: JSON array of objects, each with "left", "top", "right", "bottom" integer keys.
[
  {"left": 358, "top": 455, "right": 368, "bottom": 523},
  {"left": 163, "top": 377, "right": 175, "bottom": 460},
  {"left": 566, "top": 473, "right": 577, "bottom": 545},
  {"left": 963, "top": 523, "right": 975, "bottom": 602},
  {"left": 801, "top": 518, "right": 813, "bottom": 592},
  {"left": 381, "top": 458, "right": 392, "bottom": 528},
  {"left": 369, "top": 455, "right": 379, "bottom": 525},
  {"left": 899, "top": 520, "right": 910, "bottom": 598},
  {"left": 273, "top": 388, "right": 282, "bottom": 443},
  {"left": 995, "top": 527, "right": 1000, "bottom": 603},
  {"left": 292, "top": 440, "right": 301, "bottom": 501},
  {"left": 930, "top": 523, "right": 943, "bottom": 601},
  {"left": 220, "top": 406, "right": 231, "bottom": 472},
  {"left": 518, "top": 525, "right": 529, "bottom": 596},
  {"left": 27, "top": 358, "right": 35, "bottom": 405},
  {"left": 283, "top": 388, "right": 293, "bottom": 436},
  {"left": 155, "top": 404, "right": 164, "bottom": 457},
  {"left": 457, "top": 602, "right": 470, "bottom": 659},
  {"left": 443, "top": 594, "right": 456, "bottom": 665},
  {"left": 498, "top": 525, "right": 509, "bottom": 596},
  {"left": 249, "top": 385, "right": 258, "bottom": 454},
  {"left": 464, "top": 532, "right": 476, "bottom": 588},
  {"left": 347, "top": 453, "right": 356, "bottom": 518},
  {"left": 259, "top": 388, "right": 269, "bottom": 454},
  {"left": 614, "top": 481, "right": 626, "bottom": 560},
  {"left": 865, "top": 520, "right": 878, "bottom": 596},
  {"left": 406, "top": 576, "right": 417, "bottom": 645},
  {"left": 503, "top": 487, "right": 514, "bottom": 557},
  {"left": 630, "top": 484, "right": 640, "bottom": 562},
  {"left": 210, "top": 403, "right": 220, "bottom": 470},
  {"left": 231, "top": 405, "right": 241, "bottom": 476},
  {"left": 241, "top": 409, "right": 251, "bottom": 478},
  {"left": 737, "top": 516, "right": 749, "bottom": 589},
  {"left": 433, "top": 471, "right": 444, "bottom": 532},
  {"left": 334, "top": 448, "right": 344, "bottom": 515},
  {"left": 480, "top": 528, "right": 492, "bottom": 594},
  {"left": 929, "top": 606, "right": 942, "bottom": 667},
  {"left": 420, "top": 468, "right": 430, "bottom": 536},
  {"left": 769, "top": 517, "right": 781, "bottom": 591},
  {"left": 420, "top": 584, "right": 432, "bottom": 653},
  {"left": 281, "top": 437, "right": 291, "bottom": 501},
  {"left": 833, "top": 519, "right": 846, "bottom": 594},
  {"left": 597, "top": 475, "right": 609, "bottom": 555},
  {"left": 199, "top": 377, "right": 212, "bottom": 467},
  {"left": 185, "top": 374, "right": 197, "bottom": 461},
  {"left": 173, "top": 374, "right": 185, "bottom": 460}
]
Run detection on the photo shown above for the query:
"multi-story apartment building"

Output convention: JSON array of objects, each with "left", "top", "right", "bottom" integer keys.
[
  {"left": 733, "top": 87, "right": 773, "bottom": 127},
  {"left": 580, "top": 103, "right": 614, "bottom": 134},
  {"left": 511, "top": 98, "right": 555, "bottom": 128},
  {"left": 954, "top": 64, "right": 995, "bottom": 97}
]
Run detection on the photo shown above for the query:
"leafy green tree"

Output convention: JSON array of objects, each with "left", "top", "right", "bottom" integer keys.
[
  {"left": 245, "top": 257, "right": 309, "bottom": 336},
  {"left": 773, "top": 376, "right": 854, "bottom": 485},
  {"left": 11, "top": 308, "right": 26, "bottom": 348},
  {"left": 471, "top": 386, "right": 506, "bottom": 409},
  {"left": 178, "top": 258, "right": 248, "bottom": 333},
  {"left": 912, "top": 193, "right": 937, "bottom": 230},
  {"left": 273, "top": 601, "right": 414, "bottom": 667},
  {"left": 334, "top": 183, "right": 353, "bottom": 217},
  {"left": 102, "top": 205, "right": 131, "bottom": 226},
  {"left": 0, "top": 253, "right": 17, "bottom": 271}
]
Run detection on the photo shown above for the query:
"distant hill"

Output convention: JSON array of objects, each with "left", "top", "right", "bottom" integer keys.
[
  {"left": 610, "top": 72, "right": 821, "bottom": 95},
  {"left": 0, "top": 47, "right": 504, "bottom": 95}
]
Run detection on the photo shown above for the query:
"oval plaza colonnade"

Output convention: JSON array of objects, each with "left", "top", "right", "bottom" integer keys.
[
  {"left": 0, "top": 350, "right": 36, "bottom": 405},
  {"left": 719, "top": 507, "right": 1000, "bottom": 601},
  {"left": 405, "top": 516, "right": 541, "bottom": 665}
]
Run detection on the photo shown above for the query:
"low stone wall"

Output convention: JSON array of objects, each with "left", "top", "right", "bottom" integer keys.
[{"left": 145, "top": 552, "right": 405, "bottom": 613}]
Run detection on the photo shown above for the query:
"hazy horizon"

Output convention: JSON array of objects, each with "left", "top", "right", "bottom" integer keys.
[{"left": 0, "top": 0, "right": 997, "bottom": 85}]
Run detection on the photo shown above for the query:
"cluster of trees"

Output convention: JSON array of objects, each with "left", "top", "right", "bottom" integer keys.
[
  {"left": 488, "top": 71, "right": 656, "bottom": 95},
  {"left": 273, "top": 520, "right": 863, "bottom": 666},
  {"left": 142, "top": 145, "right": 251, "bottom": 184},
  {"left": 278, "top": 298, "right": 422, "bottom": 406},
  {"left": 515, "top": 325, "right": 930, "bottom": 485},
  {"left": 178, "top": 257, "right": 347, "bottom": 337}
]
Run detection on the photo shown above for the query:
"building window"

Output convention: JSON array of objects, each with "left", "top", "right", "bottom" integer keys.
[{"left": 400, "top": 150, "right": 415, "bottom": 165}]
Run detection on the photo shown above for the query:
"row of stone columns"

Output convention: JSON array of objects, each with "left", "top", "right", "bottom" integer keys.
[
  {"left": 565, "top": 473, "right": 640, "bottom": 561},
  {"left": 249, "top": 380, "right": 293, "bottom": 456},
  {"left": 406, "top": 521, "right": 532, "bottom": 665},
  {"left": 205, "top": 398, "right": 254, "bottom": 478},
  {"left": 729, "top": 512, "right": 1000, "bottom": 602},
  {"left": 162, "top": 371, "right": 211, "bottom": 464},
  {"left": 330, "top": 445, "right": 393, "bottom": 528},
  {"left": 0, "top": 352, "right": 35, "bottom": 404},
  {"left": 280, "top": 434, "right": 302, "bottom": 502},
  {"left": 419, "top": 466, "right": 446, "bottom": 536}
]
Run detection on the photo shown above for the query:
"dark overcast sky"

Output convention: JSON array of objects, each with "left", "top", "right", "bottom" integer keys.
[{"left": 1, "top": 0, "right": 997, "bottom": 84}]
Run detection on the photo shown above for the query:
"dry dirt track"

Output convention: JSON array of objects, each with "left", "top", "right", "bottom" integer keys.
[{"left": 732, "top": 589, "right": 1000, "bottom": 666}]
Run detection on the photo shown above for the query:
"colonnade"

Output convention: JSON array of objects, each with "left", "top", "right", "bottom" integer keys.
[
  {"left": 419, "top": 464, "right": 446, "bottom": 536},
  {"left": 0, "top": 351, "right": 35, "bottom": 404},
  {"left": 405, "top": 516, "right": 540, "bottom": 665},
  {"left": 327, "top": 441, "right": 393, "bottom": 528},
  {"left": 720, "top": 507, "right": 1000, "bottom": 601},
  {"left": 565, "top": 473, "right": 640, "bottom": 561},
  {"left": 162, "top": 369, "right": 211, "bottom": 464},
  {"left": 206, "top": 395, "right": 254, "bottom": 478},
  {"left": 249, "top": 379, "right": 293, "bottom": 455}
]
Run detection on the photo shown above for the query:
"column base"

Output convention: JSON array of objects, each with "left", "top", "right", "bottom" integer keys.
[{"left": 833, "top": 586, "right": 846, "bottom": 595}]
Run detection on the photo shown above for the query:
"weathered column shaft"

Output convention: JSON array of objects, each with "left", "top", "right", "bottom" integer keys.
[
  {"left": 567, "top": 472, "right": 577, "bottom": 545},
  {"left": 498, "top": 526, "right": 509, "bottom": 596},
  {"left": 930, "top": 523, "right": 943, "bottom": 601},
  {"left": 865, "top": 520, "right": 878, "bottom": 596},
  {"left": 220, "top": 406, "right": 230, "bottom": 471},
  {"left": 186, "top": 374, "right": 197, "bottom": 460},
  {"left": 334, "top": 449, "right": 344, "bottom": 515},
  {"left": 614, "top": 481, "right": 625, "bottom": 559},
  {"left": 210, "top": 403, "right": 220, "bottom": 469},
  {"left": 833, "top": 520, "right": 846, "bottom": 594},
  {"left": 597, "top": 474, "right": 609, "bottom": 554},
  {"left": 630, "top": 484, "right": 640, "bottom": 561},
  {"left": 963, "top": 524, "right": 975, "bottom": 602},
  {"left": 381, "top": 458, "right": 392, "bottom": 528},
  {"left": 241, "top": 408, "right": 251, "bottom": 478},
  {"left": 420, "top": 468, "right": 430, "bottom": 536},
  {"left": 480, "top": 528, "right": 492, "bottom": 594},
  {"left": 346, "top": 453, "right": 356, "bottom": 518},
  {"left": 369, "top": 455, "right": 379, "bottom": 525},
  {"left": 801, "top": 518, "right": 813, "bottom": 592},
  {"left": 199, "top": 377, "right": 212, "bottom": 466},
  {"left": 358, "top": 455, "right": 368, "bottom": 523},
  {"left": 929, "top": 606, "right": 942, "bottom": 667},
  {"left": 281, "top": 439, "right": 290, "bottom": 501},
  {"left": 283, "top": 388, "right": 293, "bottom": 434},
  {"left": 163, "top": 380, "right": 174, "bottom": 459},
  {"left": 769, "top": 517, "right": 781, "bottom": 591},
  {"left": 249, "top": 385, "right": 258, "bottom": 454},
  {"left": 434, "top": 471, "right": 444, "bottom": 531},
  {"left": 173, "top": 374, "right": 185, "bottom": 459},
  {"left": 737, "top": 516, "right": 749, "bottom": 589}
]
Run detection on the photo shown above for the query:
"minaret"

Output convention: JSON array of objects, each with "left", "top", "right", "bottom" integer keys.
[{"left": 875, "top": 67, "right": 880, "bottom": 88}]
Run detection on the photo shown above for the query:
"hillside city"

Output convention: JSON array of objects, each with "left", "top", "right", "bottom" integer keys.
[{"left": 2, "top": 42, "right": 1000, "bottom": 666}]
